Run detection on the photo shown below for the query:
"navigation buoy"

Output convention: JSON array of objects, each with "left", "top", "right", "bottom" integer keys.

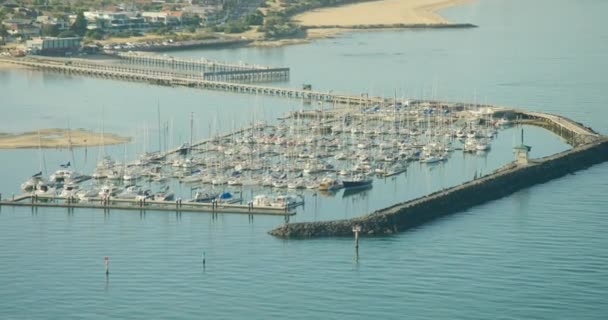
[
  {"left": 105, "top": 256, "right": 109, "bottom": 275},
  {"left": 352, "top": 225, "right": 361, "bottom": 261}
]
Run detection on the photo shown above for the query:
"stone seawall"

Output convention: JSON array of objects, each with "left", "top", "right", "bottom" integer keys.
[{"left": 269, "top": 138, "right": 608, "bottom": 238}]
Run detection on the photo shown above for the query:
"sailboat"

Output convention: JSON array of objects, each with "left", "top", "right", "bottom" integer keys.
[
  {"left": 383, "top": 162, "right": 407, "bottom": 177},
  {"left": 21, "top": 131, "right": 49, "bottom": 192}
]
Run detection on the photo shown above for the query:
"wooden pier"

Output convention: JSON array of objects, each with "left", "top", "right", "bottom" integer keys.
[
  {"left": 0, "top": 57, "right": 385, "bottom": 106},
  {"left": 0, "top": 194, "right": 297, "bottom": 216},
  {"left": 117, "top": 52, "right": 272, "bottom": 71},
  {"left": 115, "top": 52, "right": 290, "bottom": 83}
]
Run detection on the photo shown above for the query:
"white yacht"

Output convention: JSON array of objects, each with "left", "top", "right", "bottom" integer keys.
[
  {"left": 59, "top": 182, "right": 80, "bottom": 198},
  {"left": 318, "top": 176, "right": 343, "bottom": 191},
  {"left": 21, "top": 172, "right": 46, "bottom": 192},
  {"left": 50, "top": 169, "right": 86, "bottom": 184},
  {"left": 270, "top": 195, "right": 301, "bottom": 208},
  {"left": 252, "top": 194, "right": 272, "bottom": 207},
  {"left": 99, "top": 185, "right": 121, "bottom": 198},
  {"left": 33, "top": 182, "right": 56, "bottom": 197}
]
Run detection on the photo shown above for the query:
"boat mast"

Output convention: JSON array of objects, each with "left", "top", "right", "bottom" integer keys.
[
  {"left": 38, "top": 129, "right": 47, "bottom": 176},
  {"left": 190, "top": 111, "right": 194, "bottom": 152},
  {"left": 67, "top": 119, "right": 76, "bottom": 170},
  {"left": 157, "top": 102, "right": 161, "bottom": 152}
]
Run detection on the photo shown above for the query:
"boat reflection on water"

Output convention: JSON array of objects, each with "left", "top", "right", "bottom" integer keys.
[
  {"left": 342, "top": 185, "right": 373, "bottom": 198},
  {"left": 317, "top": 189, "right": 339, "bottom": 198}
]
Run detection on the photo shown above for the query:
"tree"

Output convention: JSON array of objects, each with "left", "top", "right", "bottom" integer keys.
[
  {"left": 41, "top": 24, "right": 60, "bottom": 37},
  {"left": 85, "top": 29, "right": 105, "bottom": 40},
  {"left": 58, "top": 30, "right": 77, "bottom": 38},
  {"left": 0, "top": 24, "right": 7, "bottom": 39},
  {"left": 245, "top": 10, "right": 264, "bottom": 26},
  {"left": 182, "top": 13, "right": 202, "bottom": 26},
  {"left": 70, "top": 11, "right": 87, "bottom": 36},
  {"left": 222, "top": 20, "right": 249, "bottom": 34}
]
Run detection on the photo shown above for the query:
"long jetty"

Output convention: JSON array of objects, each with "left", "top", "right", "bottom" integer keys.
[
  {"left": 115, "top": 52, "right": 290, "bottom": 82},
  {"left": 1, "top": 57, "right": 382, "bottom": 105},
  {"left": 269, "top": 110, "right": 607, "bottom": 238},
  {"left": 0, "top": 193, "right": 298, "bottom": 216}
]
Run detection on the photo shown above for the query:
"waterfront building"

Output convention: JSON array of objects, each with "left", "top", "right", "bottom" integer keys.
[
  {"left": 84, "top": 11, "right": 148, "bottom": 32},
  {"left": 26, "top": 37, "right": 82, "bottom": 56}
]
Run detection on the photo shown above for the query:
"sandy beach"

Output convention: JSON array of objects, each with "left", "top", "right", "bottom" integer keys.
[
  {"left": 294, "top": 0, "right": 470, "bottom": 27},
  {"left": 0, "top": 60, "right": 22, "bottom": 69},
  {"left": 0, "top": 128, "right": 130, "bottom": 149},
  {"left": 249, "top": 0, "right": 472, "bottom": 46}
]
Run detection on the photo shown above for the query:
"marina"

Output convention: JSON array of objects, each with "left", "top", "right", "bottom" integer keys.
[
  {"left": 0, "top": 44, "right": 602, "bottom": 225},
  {"left": 0, "top": 83, "right": 600, "bottom": 222},
  {"left": 1, "top": 0, "right": 608, "bottom": 319},
  {"left": 0, "top": 95, "right": 520, "bottom": 216}
]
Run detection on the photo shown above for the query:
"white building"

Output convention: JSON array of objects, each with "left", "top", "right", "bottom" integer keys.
[
  {"left": 141, "top": 12, "right": 182, "bottom": 26},
  {"left": 83, "top": 11, "right": 147, "bottom": 32}
]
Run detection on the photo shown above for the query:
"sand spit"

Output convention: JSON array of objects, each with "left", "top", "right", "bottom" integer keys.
[{"left": 0, "top": 128, "right": 131, "bottom": 149}]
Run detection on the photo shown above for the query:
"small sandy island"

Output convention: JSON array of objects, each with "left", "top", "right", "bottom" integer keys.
[
  {"left": 294, "top": 0, "right": 469, "bottom": 27},
  {"left": 0, "top": 128, "right": 131, "bottom": 149}
]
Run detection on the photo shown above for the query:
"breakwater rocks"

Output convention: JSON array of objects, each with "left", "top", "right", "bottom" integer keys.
[{"left": 269, "top": 137, "right": 608, "bottom": 238}]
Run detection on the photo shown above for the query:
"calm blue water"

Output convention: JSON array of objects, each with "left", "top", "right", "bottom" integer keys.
[{"left": 1, "top": 0, "right": 608, "bottom": 319}]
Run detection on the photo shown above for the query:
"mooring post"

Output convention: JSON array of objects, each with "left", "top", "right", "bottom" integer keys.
[{"left": 105, "top": 256, "right": 109, "bottom": 275}]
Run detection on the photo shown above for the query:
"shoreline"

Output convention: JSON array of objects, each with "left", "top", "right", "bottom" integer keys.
[
  {"left": 0, "top": 61, "right": 20, "bottom": 69},
  {"left": 0, "top": 1, "right": 473, "bottom": 52},
  {"left": 0, "top": 128, "right": 131, "bottom": 149},
  {"left": 293, "top": 0, "right": 472, "bottom": 26},
  {"left": 249, "top": 0, "right": 475, "bottom": 47}
]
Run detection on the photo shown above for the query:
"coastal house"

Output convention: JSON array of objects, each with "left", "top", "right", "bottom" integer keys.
[
  {"left": 84, "top": 11, "right": 148, "bottom": 32},
  {"left": 142, "top": 11, "right": 183, "bottom": 26},
  {"left": 185, "top": 4, "right": 223, "bottom": 25},
  {"left": 36, "top": 15, "right": 68, "bottom": 31},
  {"left": 12, "top": 6, "right": 39, "bottom": 18},
  {"left": 2, "top": 18, "right": 40, "bottom": 38}
]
